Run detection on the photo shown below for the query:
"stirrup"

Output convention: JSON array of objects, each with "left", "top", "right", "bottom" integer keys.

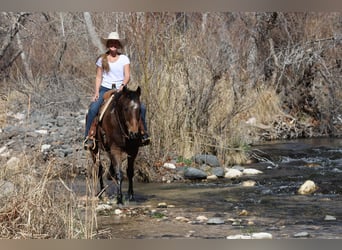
[
  {"left": 139, "top": 134, "right": 150, "bottom": 146},
  {"left": 83, "top": 136, "right": 96, "bottom": 150}
]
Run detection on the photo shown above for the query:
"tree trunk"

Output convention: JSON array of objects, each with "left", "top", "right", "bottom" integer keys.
[
  {"left": 83, "top": 12, "right": 105, "bottom": 53},
  {"left": 16, "top": 32, "right": 34, "bottom": 83}
]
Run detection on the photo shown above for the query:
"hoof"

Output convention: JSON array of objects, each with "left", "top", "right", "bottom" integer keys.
[
  {"left": 129, "top": 195, "right": 136, "bottom": 202},
  {"left": 116, "top": 196, "right": 124, "bottom": 205}
]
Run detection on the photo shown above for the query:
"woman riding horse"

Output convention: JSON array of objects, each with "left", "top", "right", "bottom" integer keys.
[{"left": 84, "top": 31, "right": 150, "bottom": 150}]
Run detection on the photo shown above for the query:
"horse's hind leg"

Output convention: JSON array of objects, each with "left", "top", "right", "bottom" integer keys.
[
  {"left": 96, "top": 163, "right": 105, "bottom": 197},
  {"left": 108, "top": 149, "right": 124, "bottom": 205}
]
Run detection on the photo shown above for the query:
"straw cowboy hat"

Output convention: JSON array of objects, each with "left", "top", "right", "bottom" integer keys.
[{"left": 101, "top": 32, "right": 125, "bottom": 47}]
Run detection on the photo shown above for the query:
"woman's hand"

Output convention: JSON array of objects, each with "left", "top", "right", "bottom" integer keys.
[
  {"left": 118, "top": 84, "right": 125, "bottom": 92},
  {"left": 92, "top": 91, "right": 99, "bottom": 102}
]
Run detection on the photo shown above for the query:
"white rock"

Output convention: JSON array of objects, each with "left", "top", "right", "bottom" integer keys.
[
  {"left": 242, "top": 180, "right": 256, "bottom": 187},
  {"left": 157, "top": 202, "right": 167, "bottom": 208},
  {"left": 0, "top": 146, "right": 7, "bottom": 154},
  {"left": 251, "top": 232, "right": 273, "bottom": 239},
  {"left": 294, "top": 232, "right": 310, "bottom": 238},
  {"left": 0, "top": 150, "right": 11, "bottom": 158},
  {"left": 207, "top": 174, "right": 218, "bottom": 180},
  {"left": 95, "top": 204, "right": 112, "bottom": 212},
  {"left": 163, "top": 162, "right": 176, "bottom": 169},
  {"left": 227, "top": 234, "right": 252, "bottom": 239},
  {"left": 6, "top": 157, "right": 20, "bottom": 171},
  {"left": 324, "top": 215, "right": 336, "bottom": 221},
  {"left": 246, "top": 117, "right": 256, "bottom": 125},
  {"left": 226, "top": 232, "right": 272, "bottom": 239},
  {"left": 243, "top": 168, "right": 263, "bottom": 175},
  {"left": 175, "top": 216, "right": 190, "bottom": 222},
  {"left": 114, "top": 209, "right": 122, "bottom": 215},
  {"left": 196, "top": 215, "right": 208, "bottom": 222},
  {"left": 41, "top": 144, "right": 51, "bottom": 152},
  {"left": 13, "top": 112, "right": 26, "bottom": 120},
  {"left": 224, "top": 169, "right": 243, "bottom": 179},
  {"left": 35, "top": 129, "right": 48, "bottom": 135},
  {"left": 298, "top": 180, "right": 318, "bottom": 195}
]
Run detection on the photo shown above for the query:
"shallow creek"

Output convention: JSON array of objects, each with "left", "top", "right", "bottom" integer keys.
[{"left": 78, "top": 138, "right": 342, "bottom": 239}]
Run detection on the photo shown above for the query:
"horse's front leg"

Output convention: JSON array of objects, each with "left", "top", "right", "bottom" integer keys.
[
  {"left": 127, "top": 148, "right": 138, "bottom": 201},
  {"left": 127, "top": 157, "right": 134, "bottom": 201}
]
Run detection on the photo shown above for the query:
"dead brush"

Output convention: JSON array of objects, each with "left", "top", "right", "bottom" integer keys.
[{"left": 0, "top": 154, "right": 99, "bottom": 239}]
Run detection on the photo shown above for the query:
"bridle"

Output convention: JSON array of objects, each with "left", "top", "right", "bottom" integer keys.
[{"left": 114, "top": 107, "right": 130, "bottom": 139}]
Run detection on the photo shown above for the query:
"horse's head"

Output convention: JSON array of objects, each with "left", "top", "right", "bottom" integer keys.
[{"left": 116, "top": 86, "right": 142, "bottom": 140}]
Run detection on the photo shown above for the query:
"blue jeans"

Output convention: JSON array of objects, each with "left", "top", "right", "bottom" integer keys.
[
  {"left": 84, "top": 86, "right": 110, "bottom": 138},
  {"left": 84, "top": 86, "right": 148, "bottom": 138}
]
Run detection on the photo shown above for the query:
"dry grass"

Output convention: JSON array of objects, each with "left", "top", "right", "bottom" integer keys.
[{"left": 0, "top": 152, "right": 100, "bottom": 239}]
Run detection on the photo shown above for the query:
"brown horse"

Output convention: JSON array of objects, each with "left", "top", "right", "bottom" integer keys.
[{"left": 89, "top": 85, "right": 142, "bottom": 204}]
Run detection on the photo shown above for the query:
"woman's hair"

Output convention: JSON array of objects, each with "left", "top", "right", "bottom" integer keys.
[
  {"left": 97, "top": 49, "right": 123, "bottom": 73},
  {"left": 96, "top": 40, "right": 123, "bottom": 73}
]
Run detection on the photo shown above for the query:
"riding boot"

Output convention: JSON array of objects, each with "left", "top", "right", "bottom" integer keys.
[
  {"left": 138, "top": 117, "right": 150, "bottom": 146},
  {"left": 84, "top": 117, "right": 98, "bottom": 150}
]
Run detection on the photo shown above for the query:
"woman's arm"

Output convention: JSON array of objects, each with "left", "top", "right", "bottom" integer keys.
[
  {"left": 93, "top": 66, "right": 103, "bottom": 101},
  {"left": 119, "top": 63, "right": 130, "bottom": 91}
]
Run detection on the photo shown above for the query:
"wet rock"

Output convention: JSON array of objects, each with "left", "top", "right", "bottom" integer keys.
[
  {"left": 193, "top": 154, "right": 220, "bottom": 167},
  {"left": 232, "top": 165, "right": 245, "bottom": 171},
  {"left": 298, "top": 180, "right": 318, "bottom": 195},
  {"left": 184, "top": 167, "right": 207, "bottom": 180},
  {"left": 207, "top": 217, "right": 225, "bottom": 225},
  {"left": 211, "top": 167, "right": 225, "bottom": 178},
  {"left": 224, "top": 168, "right": 243, "bottom": 179}
]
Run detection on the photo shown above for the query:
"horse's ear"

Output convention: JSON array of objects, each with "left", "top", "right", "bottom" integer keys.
[{"left": 122, "top": 84, "right": 128, "bottom": 94}]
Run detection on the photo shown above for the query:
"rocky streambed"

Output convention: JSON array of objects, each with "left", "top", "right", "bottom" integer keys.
[
  {"left": 76, "top": 138, "right": 341, "bottom": 239},
  {"left": 1, "top": 108, "right": 341, "bottom": 239}
]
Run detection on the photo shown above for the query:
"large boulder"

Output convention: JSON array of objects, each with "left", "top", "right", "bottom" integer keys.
[{"left": 193, "top": 154, "right": 221, "bottom": 168}]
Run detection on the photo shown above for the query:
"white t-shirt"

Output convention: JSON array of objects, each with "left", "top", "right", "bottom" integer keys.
[{"left": 96, "top": 54, "right": 130, "bottom": 89}]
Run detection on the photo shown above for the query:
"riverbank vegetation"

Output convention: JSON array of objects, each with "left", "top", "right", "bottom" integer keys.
[
  {"left": 0, "top": 12, "right": 341, "bottom": 238},
  {"left": 1, "top": 12, "right": 341, "bottom": 164}
]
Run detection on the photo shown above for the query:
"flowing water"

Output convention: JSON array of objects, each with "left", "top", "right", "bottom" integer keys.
[{"left": 82, "top": 138, "right": 342, "bottom": 239}]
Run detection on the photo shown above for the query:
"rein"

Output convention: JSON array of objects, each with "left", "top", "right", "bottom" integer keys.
[{"left": 114, "top": 107, "right": 130, "bottom": 139}]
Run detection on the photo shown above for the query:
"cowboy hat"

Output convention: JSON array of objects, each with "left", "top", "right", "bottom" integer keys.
[{"left": 101, "top": 32, "right": 125, "bottom": 47}]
